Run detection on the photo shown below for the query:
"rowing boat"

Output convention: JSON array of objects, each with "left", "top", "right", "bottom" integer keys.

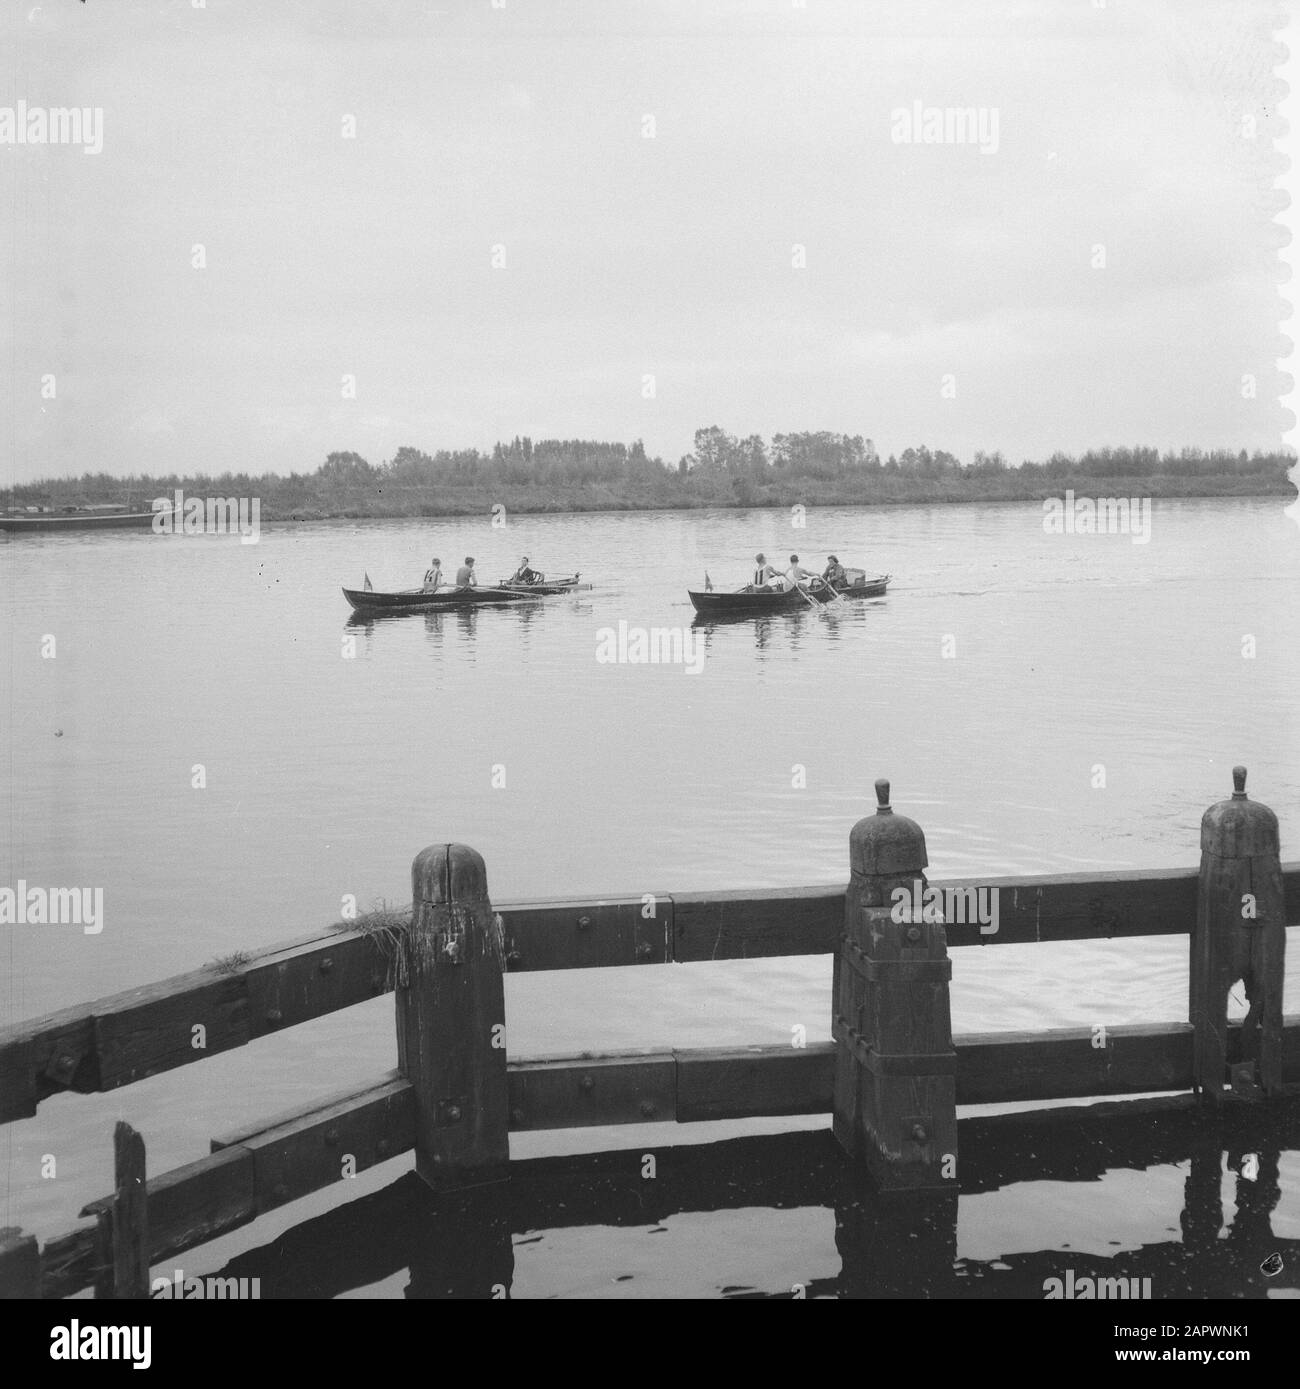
[
  {"left": 343, "top": 575, "right": 589, "bottom": 614},
  {"left": 688, "top": 574, "right": 890, "bottom": 616}
]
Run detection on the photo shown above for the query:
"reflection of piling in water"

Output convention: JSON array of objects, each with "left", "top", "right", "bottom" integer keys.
[
  {"left": 833, "top": 1181, "right": 958, "bottom": 1298},
  {"left": 405, "top": 1186, "right": 514, "bottom": 1300}
]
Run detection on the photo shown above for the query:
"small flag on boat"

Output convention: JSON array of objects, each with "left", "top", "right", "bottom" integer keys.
[
  {"left": 363, "top": 572, "right": 373, "bottom": 591},
  {"left": 705, "top": 571, "right": 713, "bottom": 592}
]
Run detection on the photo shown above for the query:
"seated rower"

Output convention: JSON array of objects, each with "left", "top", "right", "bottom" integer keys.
[
  {"left": 422, "top": 557, "right": 443, "bottom": 591},
  {"left": 512, "top": 556, "right": 541, "bottom": 585},
  {"left": 822, "top": 554, "right": 847, "bottom": 588},
  {"left": 752, "top": 552, "right": 783, "bottom": 590},
  {"left": 786, "top": 553, "right": 816, "bottom": 590},
  {"left": 455, "top": 556, "right": 478, "bottom": 590}
]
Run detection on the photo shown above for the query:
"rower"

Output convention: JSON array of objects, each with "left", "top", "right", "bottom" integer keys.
[
  {"left": 786, "top": 554, "right": 816, "bottom": 590},
  {"left": 455, "top": 556, "right": 478, "bottom": 589},
  {"left": 422, "top": 557, "right": 443, "bottom": 591},
  {"left": 822, "top": 554, "right": 847, "bottom": 588},
  {"left": 512, "top": 556, "right": 541, "bottom": 585},
  {"left": 752, "top": 552, "right": 782, "bottom": 590}
]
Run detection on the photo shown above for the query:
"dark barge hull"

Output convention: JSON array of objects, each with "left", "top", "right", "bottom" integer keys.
[
  {"left": 688, "top": 575, "right": 890, "bottom": 615},
  {"left": 0, "top": 511, "right": 157, "bottom": 532}
]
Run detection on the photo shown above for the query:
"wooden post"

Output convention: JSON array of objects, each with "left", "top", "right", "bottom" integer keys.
[
  {"left": 113, "top": 1122, "right": 150, "bottom": 1298},
  {"left": 1191, "top": 767, "right": 1286, "bottom": 1100},
  {"left": 833, "top": 779, "right": 957, "bottom": 1190},
  {"left": 396, "top": 843, "right": 509, "bottom": 1190},
  {"left": 0, "top": 1228, "right": 40, "bottom": 1299}
]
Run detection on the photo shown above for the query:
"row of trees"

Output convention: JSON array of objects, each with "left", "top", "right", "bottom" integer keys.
[{"left": 8, "top": 436, "right": 1292, "bottom": 518}]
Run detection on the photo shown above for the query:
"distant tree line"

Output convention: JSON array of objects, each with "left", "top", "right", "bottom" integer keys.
[{"left": 7, "top": 431, "right": 1293, "bottom": 519}]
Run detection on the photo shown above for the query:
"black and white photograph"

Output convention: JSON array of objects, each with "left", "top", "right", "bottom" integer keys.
[{"left": 2, "top": 0, "right": 1298, "bottom": 1346}]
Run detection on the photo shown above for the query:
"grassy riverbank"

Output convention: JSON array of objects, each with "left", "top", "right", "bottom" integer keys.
[{"left": 8, "top": 436, "right": 1294, "bottom": 521}]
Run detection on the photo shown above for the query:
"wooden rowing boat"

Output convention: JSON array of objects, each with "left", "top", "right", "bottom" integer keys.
[
  {"left": 343, "top": 575, "right": 589, "bottom": 614},
  {"left": 688, "top": 574, "right": 890, "bottom": 616}
]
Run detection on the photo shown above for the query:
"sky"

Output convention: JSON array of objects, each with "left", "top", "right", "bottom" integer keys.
[{"left": 0, "top": 0, "right": 1292, "bottom": 483}]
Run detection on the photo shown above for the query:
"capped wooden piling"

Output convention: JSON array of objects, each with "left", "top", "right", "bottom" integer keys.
[
  {"left": 1191, "top": 767, "right": 1286, "bottom": 1099},
  {"left": 833, "top": 779, "right": 957, "bottom": 1189},
  {"left": 396, "top": 844, "right": 509, "bottom": 1190}
]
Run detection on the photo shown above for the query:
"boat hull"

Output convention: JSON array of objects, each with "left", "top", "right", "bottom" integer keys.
[
  {"left": 688, "top": 576, "right": 890, "bottom": 616},
  {"left": 343, "top": 576, "right": 588, "bottom": 614},
  {"left": 0, "top": 511, "right": 157, "bottom": 532}
]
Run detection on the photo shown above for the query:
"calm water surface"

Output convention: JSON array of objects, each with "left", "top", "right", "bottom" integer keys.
[{"left": 2, "top": 496, "right": 1298, "bottom": 1290}]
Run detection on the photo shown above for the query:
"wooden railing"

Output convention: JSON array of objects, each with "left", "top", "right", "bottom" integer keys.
[
  {"left": 1, "top": 781, "right": 1296, "bottom": 1298},
  {"left": 7, "top": 866, "right": 1297, "bottom": 1125}
]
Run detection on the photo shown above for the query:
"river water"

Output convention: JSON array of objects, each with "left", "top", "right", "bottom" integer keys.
[{"left": 2, "top": 495, "right": 1298, "bottom": 1294}]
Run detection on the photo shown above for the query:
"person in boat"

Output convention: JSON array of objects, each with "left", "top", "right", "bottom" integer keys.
[
  {"left": 752, "top": 552, "right": 782, "bottom": 590},
  {"left": 512, "top": 556, "right": 541, "bottom": 586},
  {"left": 422, "top": 557, "right": 443, "bottom": 591},
  {"left": 786, "top": 554, "right": 817, "bottom": 590},
  {"left": 822, "top": 554, "right": 847, "bottom": 589},
  {"left": 455, "top": 556, "right": 478, "bottom": 590}
]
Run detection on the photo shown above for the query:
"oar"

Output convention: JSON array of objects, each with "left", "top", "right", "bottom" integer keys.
[
  {"left": 495, "top": 574, "right": 578, "bottom": 596},
  {"left": 792, "top": 575, "right": 842, "bottom": 616}
]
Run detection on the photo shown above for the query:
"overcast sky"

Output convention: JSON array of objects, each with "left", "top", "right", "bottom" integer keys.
[{"left": 1, "top": 0, "right": 1290, "bottom": 483}]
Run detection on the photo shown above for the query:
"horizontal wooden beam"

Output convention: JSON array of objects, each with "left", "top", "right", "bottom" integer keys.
[
  {"left": 0, "top": 926, "right": 392, "bottom": 1123},
  {"left": 670, "top": 886, "right": 845, "bottom": 961},
  {"left": 43, "top": 1018, "right": 1300, "bottom": 1294},
  {"left": 5, "top": 865, "right": 1298, "bottom": 1124},
  {"left": 498, "top": 897, "right": 672, "bottom": 971}
]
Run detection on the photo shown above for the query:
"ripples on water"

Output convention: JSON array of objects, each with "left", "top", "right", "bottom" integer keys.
[{"left": 2, "top": 496, "right": 1297, "bottom": 1283}]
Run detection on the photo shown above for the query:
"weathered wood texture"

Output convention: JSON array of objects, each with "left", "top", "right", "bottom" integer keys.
[
  {"left": 497, "top": 897, "right": 672, "bottom": 970},
  {"left": 676, "top": 1045, "right": 833, "bottom": 1121},
  {"left": 832, "top": 784, "right": 958, "bottom": 1188},
  {"left": 38, "top": 1227, "right": 100, "bottom": 1301},
  {"left": 397, "top": 844, "right": 509, "bottom": 1190},
  {"left": 109, "top": 1122, "right": 149, "bottom": 1299},
  {"left": 0, "top": 925, "right": 390, "bottom": 1123},
  {"left": 5, "top": 866, "right": 1297, "bottom": 1124},
  {"left": 670, "top": 886, "right": 844, "bottom": 961},
  {"left": 1191, "top": 768, "right": 1287, "bottom": 1099},
  {"left": 0, "top": 1227, "right": 40, "bottom": 1299},
  {"left": 509, "top": 1051, "right": 676, "bottom": 1128}
]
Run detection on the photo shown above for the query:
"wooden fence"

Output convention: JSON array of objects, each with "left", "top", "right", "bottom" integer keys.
[{"left": 1, "top": 771, "right": 1295, "bottom": 1297}]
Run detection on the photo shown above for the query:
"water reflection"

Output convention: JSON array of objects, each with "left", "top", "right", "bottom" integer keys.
[
  {"left": 208, "top": 1093, "right": 1300, "bottom": 1299},
  {"left": 344, "top": 596, "right": 583, "bottom": 651}
]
